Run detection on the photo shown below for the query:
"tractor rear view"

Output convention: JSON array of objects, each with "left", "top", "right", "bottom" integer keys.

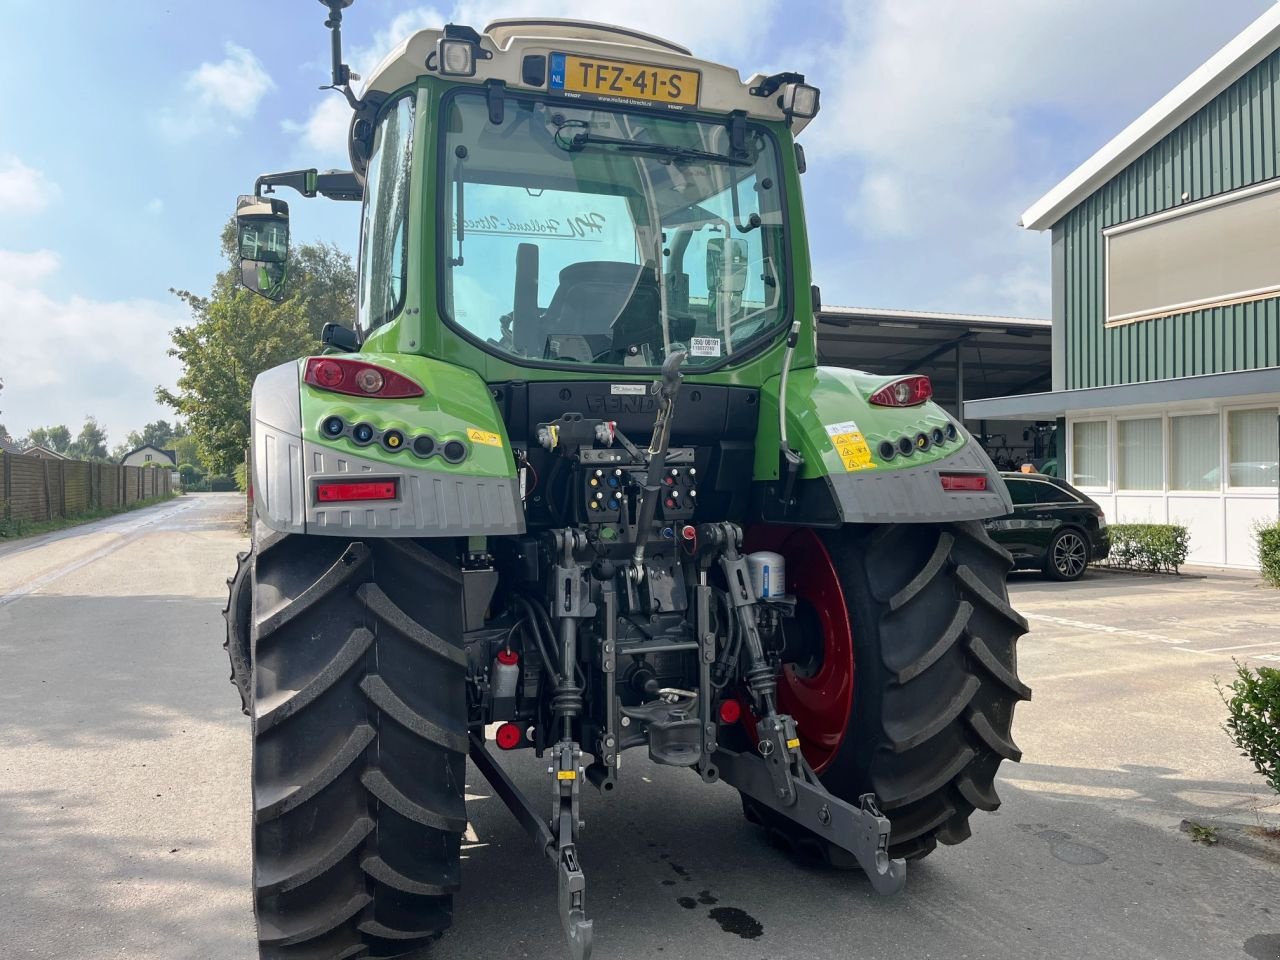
[{"left": 225, "top": 5, "right": 1029, "bottom": 958}]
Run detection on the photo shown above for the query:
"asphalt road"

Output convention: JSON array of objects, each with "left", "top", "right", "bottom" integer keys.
[{"left": 1, "top": 493, "right": 1277, "bottom": 960}]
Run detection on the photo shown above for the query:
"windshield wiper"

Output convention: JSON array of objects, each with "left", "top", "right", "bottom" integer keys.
[{"left": 565, "top": 131, "right": 751, "bottom": 167}]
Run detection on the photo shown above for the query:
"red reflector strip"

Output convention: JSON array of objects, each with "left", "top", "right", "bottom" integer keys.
[
  {"left": 940, "top": 474, "right": 988, "bottom": 492},
  {"left": 316, "top": 480, "right": 398, "bottom": 502}
]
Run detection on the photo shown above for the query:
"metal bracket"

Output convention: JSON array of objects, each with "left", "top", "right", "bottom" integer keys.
[
  {"left": 552, "top": 741, "right": 592, "bottom": 959},
  {"left": 694, "top": 581, "right": 719, "bottom": 782},
  {"left": 558, "top": 838, "right": 593, "bottom": 960},
  {"left": 713, "top": 745, "right": 906, "bottom": 896},
  {"left": 469, "top": 733, "right": 593, "bottom": 959}
]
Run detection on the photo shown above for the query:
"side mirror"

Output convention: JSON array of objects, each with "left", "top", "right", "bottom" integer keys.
[
  {"left": 706, "top": 237, "right": 748, "bottom": 294},
  {"left": 235, "top": 194, "right": 290, "bottom": 301}
]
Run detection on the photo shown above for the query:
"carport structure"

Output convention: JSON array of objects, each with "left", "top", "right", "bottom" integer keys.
[{"left": 816, "top": 306, "right": 1053, "bottom": 467}]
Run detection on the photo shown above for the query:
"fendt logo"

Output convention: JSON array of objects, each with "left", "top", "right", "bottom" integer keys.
[{"left": 587, "top": 395, "right": 657, "bottom": 415}]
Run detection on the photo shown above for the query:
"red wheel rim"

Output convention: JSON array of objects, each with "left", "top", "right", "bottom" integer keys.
[{"left": 741, "top": 526, "right": 854, "bottom": 773}]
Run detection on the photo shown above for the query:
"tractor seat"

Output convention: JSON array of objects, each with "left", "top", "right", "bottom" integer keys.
[{"left": 543, "top": 261, "right": 660, "bottom": 337}]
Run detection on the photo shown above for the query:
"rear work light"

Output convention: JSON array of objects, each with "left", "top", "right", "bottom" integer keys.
[
  {"left": 869, "top": 375, "right": 933, "bottom": 407},
  {"left": 304, "top": 357, "right": 424, "bottom": 399},
  {"left": 940, "top": 474, "right": 988, "bottom": 492},
  {"left": 315, "top": 480, "right": 398, "bottom": 503}
]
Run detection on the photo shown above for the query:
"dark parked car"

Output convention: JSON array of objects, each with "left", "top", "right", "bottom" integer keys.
[{"left": 984, "top": 472, "right": 1110, "bottom": 581}]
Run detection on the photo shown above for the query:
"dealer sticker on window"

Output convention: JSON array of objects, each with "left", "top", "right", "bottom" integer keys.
[
  {"left": 690, "top": 336, "right": 721, "bottom": 358},
  {"left": 825, "top": 421, "right": 875, "bottom": 472}
]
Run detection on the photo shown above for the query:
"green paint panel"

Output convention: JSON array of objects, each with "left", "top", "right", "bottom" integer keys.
[
  {"left": 299, "top": 353, "right": 517, "bottom": 478},
  {"left": 752, "top": 366, "right": 962, "bottom": 480},
  {"left": 1060, "top": 49, "right": 1280, "bottom": 389}
]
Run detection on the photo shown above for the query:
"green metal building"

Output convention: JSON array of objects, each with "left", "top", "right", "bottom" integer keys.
[{"left": 967, "top": 6, "right": 1280, "bottom": 568}]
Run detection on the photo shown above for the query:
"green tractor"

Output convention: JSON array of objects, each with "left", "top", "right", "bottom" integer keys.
[{"left": 225, "top": 4, "right": 1029, "bottom": 958}]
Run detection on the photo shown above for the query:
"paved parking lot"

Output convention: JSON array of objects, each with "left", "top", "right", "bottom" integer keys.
[{"left": 0, "top": 498, "right": 1276, "bottom": 960}]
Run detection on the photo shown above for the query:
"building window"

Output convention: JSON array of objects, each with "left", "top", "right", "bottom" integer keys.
[
  {"left": 1227, "top": 407, "right": 1279, "bottom": 489},
  {"left": 1104, "top": 178, "right": 1280, "bottom": 326},
  {"left": 1071, "top": 420, "right": 1108, "bottom": 488},
  {"left": 1170, "top": 414, "right": 1220, "bottom": 491},
  {"left": 144, "top": 454, "right": 152, "bottom": 462},
  {"left": 1117, "top": 418, "right": 1162, "bottom": 490}
]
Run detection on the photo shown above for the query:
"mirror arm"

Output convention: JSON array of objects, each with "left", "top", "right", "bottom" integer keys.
[{"left": 255, "top": 170, "right": 362, "bottom": 202}]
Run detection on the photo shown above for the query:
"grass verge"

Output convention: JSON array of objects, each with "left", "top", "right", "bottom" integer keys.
[{"left": 0, "top": 493, "right": 180, "bottom": 542}]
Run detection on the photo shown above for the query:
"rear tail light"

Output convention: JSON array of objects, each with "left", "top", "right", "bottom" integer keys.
[
  {"left": 315, "top": 480, "right": 398, "bottom": 503},
  {"left": 304, "top": 357, "right": 424, "bottom": 398},
  {"left": 869, "top": 375, "right": 933, "bottom": 407},
  {"left": 940, "top": 473, "right": 988, "bottom": 492}
]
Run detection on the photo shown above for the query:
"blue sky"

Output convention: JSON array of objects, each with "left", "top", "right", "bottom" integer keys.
[{"left": 0, "top": 0, "right": 1273, "bottom": 444}]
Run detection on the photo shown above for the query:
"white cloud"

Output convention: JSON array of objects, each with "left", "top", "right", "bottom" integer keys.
[
  {"left": 157, "top": 42, "right": 274, "bottom": 141},
  {"left": 0, "top": 248, "right": 184, "bottom": 443},
  {"left": 285, "top": 2, "right": 777, "bottom": 158},
  {"left": 281, "top": 95, "right": 353, "bottom": 160},
  {"left": 0, "top": 157, "right": 59, "bottom": 216},
  {"left": 793, "top": 0, "right": 1272, "bottom": 315}
]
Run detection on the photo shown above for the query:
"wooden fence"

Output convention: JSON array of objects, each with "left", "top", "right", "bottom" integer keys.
[{"left": 1, "top": 453, "right": 174, "bottom": 523}]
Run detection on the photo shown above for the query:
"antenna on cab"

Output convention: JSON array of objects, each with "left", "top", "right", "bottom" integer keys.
[{"left": 318, "top": 0, "right": 362, "bottom": 108}]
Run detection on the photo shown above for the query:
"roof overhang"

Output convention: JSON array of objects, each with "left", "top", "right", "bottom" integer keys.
[
  {"left": 1020, "top": 5, "right": 1280, "bottom": 232},
  {"left": 963, "top": 366, "right": 1280, "bottom": 420},
  {"left": 361, "top": 21, "right": 807, "bottom": 131}
]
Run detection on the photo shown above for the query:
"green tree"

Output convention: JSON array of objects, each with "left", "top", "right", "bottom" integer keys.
[
  {"left": 172, "top": 433, "right": 199, "bottom": 466},
  {"left": 23, "top": 424, "right": 72, "bottom": 454},
  {"left": 157, "top": 221, "right": 355, "bottom": 474},
  {"left": 125, "top": 419, "right": 183, "bottom": 451},
  {"left": 67, "top": 417, "right": 109, "bottom": 461}
]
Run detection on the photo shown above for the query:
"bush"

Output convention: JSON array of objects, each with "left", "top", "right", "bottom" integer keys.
[
  {"left": 233, "top": 460, "right": 249, "bottom": 493},
  {"left": 1104, "top": 523, "right": 1191, "bottom": 573},
  {"left": 1256, "top": 520, "right": 1280, "bottom": 588},
  {"left": 1218, "top": 660, "right": 1280, "bottom": 797}
]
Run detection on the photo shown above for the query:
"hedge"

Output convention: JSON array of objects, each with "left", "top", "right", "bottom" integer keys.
[
  {"left": 1104, "top": 523, "right": 1190, "bottom": 574},
  {"left": 1256, "top": 520, "right": 1280, "bottom": 588},
  {"left": 1218, "top": 660, "right": 1280, "bottom": 797}
]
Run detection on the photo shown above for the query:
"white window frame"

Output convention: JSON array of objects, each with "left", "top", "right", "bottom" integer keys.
[
  {"left": 1115, "top": 414, "right": 1165, "bottom": 493},
  {"left": 1068, "top": 417, "right": 1111, "bottom": 493},
  {"left": 1222, "top": 402, "right": 1280, "bottom": 493},
  {"left": 1167, "top": 409, "right": 1222, "bottom": 494},
  {"left": 1102, "top": 178, "right": 1280, "bottom": 327}
]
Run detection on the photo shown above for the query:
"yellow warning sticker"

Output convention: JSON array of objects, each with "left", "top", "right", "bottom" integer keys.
[
  {"left": 556, "top": 770, "right": 577, "bottom": 781},
  {"left": 824, "top": 420, "right": 875, "bottom": 472},
  {"left": 466, "top": 427, "right": 503, "bottom": 447},
  {"left": 786, "top": 738, "right": 801, "bottom": 750},
  {"left": 829, "top": 431, "right": 876, "bottom": 472}
]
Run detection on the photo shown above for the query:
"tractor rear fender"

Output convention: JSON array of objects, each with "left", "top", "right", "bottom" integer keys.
[
  {"left": 250, "top": 355, "right": 525, "bottom": 537},
  {"left": 752, "top": 365, "right": 1012, "bottom": 524}
]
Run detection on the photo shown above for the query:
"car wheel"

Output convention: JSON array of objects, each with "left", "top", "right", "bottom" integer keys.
[{"left": 1044, "top": 528, "right": 1089, "bottom": 581}]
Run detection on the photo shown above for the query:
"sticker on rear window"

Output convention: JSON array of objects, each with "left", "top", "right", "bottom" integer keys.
[{"left": 690, "top": 337, "right": 721, "bottom": 357}]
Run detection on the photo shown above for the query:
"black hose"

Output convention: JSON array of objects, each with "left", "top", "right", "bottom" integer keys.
[{"left": 511, "top": 594, "right": 559, "bottom": 680}]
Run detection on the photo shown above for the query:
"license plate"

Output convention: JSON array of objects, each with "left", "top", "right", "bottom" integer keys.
[{"left": 549, "top": 53, "right": 700, "bottom": 109}]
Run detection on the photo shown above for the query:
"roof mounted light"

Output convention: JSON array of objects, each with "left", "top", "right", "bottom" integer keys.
[
  {"left": 437, "top": 23, "right": 488, "bottom": 77},
  {"left": 781, "top": 82, "right": 821, "bottom": 120}
]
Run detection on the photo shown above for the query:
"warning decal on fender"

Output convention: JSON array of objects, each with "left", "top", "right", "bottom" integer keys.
[
  {"left": 825, "top": 421, "right": 875, "bottom": 472},
  {"left": 467, "top": 428, "right": 503, "bottom": 447}
]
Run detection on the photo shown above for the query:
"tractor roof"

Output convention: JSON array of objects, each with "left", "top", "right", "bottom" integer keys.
[{"left": 359, "top": 19, "right": 813, "bottom": 133}]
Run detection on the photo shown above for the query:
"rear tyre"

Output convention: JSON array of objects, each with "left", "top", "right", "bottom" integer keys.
[
  {"left": 224, "top": 550, "right": 252, "bottom": 715},
  {"left": 249, "top": 534, "right": 467, "bottom": 960},
  {"left": 741, "top": 521, "right": 1029, "bottom": 863},
  {"left": 1043, "top": 528, "right": 1089, "bottom": 581}
]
